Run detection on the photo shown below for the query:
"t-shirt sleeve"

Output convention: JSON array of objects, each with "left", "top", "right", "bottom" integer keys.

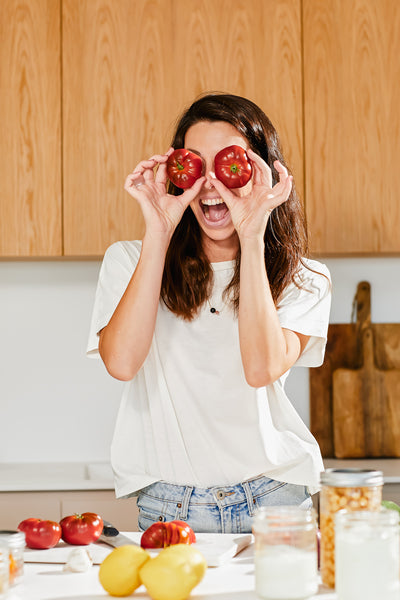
[
  {"left": 86, "top": 241, "right": 141, "bottom": 358},
  {"left": 277, "top": 260, "right": 332, "bottom": 367}
]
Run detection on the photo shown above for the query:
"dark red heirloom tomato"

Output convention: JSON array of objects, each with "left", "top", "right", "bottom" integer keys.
[
  {"left": 60, "top": 512, "right": 103, "bottom": 546},
  {"left": 140, "top": 520, "right": 196, "bottom": 549},
  {"left": 18, "top": 518, "right": 62, "bottom": 549},
  {"left": 214, "top": 145, "right": 252, "bottom": 188},
  {"left": 166, "top": 149, "right": 203, "bottom": 189}
]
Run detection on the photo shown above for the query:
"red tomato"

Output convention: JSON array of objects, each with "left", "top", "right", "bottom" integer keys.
[
  {"left": 214, "top": 145, "right": 252, "bottom": 188},
  {"left": 166, "top": 149, "right": 203, "bottom": 189},
  {"left": 60, "top": 512, "right": 103, "bottom": 546},
  {"left": 170, "top": 520, "right": 196, "bottom": 543},
  {"left": 140, "top": 520, "right": 196, "bottom": 549},
  {"left": 18, "top": 518, "right": 61, "bottom": 549}
]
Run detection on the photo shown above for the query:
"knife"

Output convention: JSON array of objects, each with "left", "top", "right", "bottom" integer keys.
[{"left": 98, "top": 520, "right": 140, "bottom": 548}]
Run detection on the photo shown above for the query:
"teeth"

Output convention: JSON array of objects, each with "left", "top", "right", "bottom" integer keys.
[{"left": 202, "top": 198, "right": 224, "bottom": 206}]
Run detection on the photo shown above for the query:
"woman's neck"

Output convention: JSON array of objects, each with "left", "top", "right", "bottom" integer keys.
[{"left": 202, "top": 235, "right": 239, "bottom": 263}]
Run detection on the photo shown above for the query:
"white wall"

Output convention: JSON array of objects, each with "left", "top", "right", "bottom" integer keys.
[{"left": 1, "top": 257, "right": 399, "bottom": 463}]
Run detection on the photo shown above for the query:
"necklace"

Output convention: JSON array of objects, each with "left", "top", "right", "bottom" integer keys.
[{"left": 207, "top": 299, "right": 221, "bottom": 315}]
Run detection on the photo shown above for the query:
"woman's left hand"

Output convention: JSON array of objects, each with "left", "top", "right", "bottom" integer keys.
[{"left": 210, "top": 149, "right": 293, "bottom": 240}]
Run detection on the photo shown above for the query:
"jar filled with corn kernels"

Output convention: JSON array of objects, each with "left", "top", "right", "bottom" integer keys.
[{"left": 319, "top": 468, "right": 383, "bottom": 588}]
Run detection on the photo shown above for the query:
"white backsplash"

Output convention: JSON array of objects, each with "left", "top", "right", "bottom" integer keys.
[{"left": 1, "top": 257, "right": 399, "bottom": 463}]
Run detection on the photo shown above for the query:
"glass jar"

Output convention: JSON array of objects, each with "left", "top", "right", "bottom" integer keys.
[
  {"left": 0, "top": 543, "right": 9, "bottom": 598},
  {"left": 252, "top": 506, "right": 318, "bottom": 600},
  {"left": 0, "top": 530, "right": 25, "bottom": 586},
  {"left": 335, "top": 509, "right": 399, "bottom": 600},
  {"left": 319, "top": 468, "right": 383, "bottom": 588}
]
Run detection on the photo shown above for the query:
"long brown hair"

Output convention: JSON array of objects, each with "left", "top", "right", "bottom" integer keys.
[{"left": 161, "top": 93, "right": 309, "bottom": 320}]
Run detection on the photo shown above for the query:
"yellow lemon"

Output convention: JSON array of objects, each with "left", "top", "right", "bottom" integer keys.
[
  {"left": 140, "top": 544, "right": 207, "bottom": 600},
  {"left": 99, "top": 545, "right": 150, "bottom": 597}
]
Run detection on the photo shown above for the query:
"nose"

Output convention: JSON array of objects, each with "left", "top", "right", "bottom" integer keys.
[{"left": 203, "top": 177, "right": 215, "bottom": 190}]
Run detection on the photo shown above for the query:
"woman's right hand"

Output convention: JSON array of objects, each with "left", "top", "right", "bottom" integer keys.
[{"left": 124, "top": 148, "right": 205, "bottom": 238}]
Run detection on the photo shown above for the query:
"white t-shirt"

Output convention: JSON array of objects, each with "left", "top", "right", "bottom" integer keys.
[{"left": 87, "top": 240, "right": 331, "bottom": 498}]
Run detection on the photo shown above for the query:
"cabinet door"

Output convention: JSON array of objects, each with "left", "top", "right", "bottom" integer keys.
[
  {"left": 303, "top": 0, "right": 400, "bottom": 254},
  {"left": 63, "top": 0, "right": 303, "bottom": 256},
  {"left": 0, "top": 0, "right": 61, "bottom": 256}
]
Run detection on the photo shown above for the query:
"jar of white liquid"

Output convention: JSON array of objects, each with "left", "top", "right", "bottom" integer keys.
[
  {"left": 252, "top": 506, "right": 318, "bottom": 600},
  {"left": 335, "top": 509, "right": 400, "bottom": 600}
]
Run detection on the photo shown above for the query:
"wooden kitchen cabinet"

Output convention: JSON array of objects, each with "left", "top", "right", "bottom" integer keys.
[
  {"left": 4, "top": 1, "right": 397, "bottom": 258},
  {"left": 303, "top": 0, "right": 400, "bottom": 255},
  {"left": 62, "top": 0, "right": 303, "bottom": 256},
  {"left": 0, "top": 490, "right": 139, "bottom": 531},
  {"left": 0, "top": 0, "right": 62, "bottom": 256}
]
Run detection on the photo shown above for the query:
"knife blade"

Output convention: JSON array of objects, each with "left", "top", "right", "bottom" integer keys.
[{"left": 98, "top": 520, "right": 140, "bottom": 548}]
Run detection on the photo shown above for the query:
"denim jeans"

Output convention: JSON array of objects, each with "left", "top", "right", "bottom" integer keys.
[{"left": 136, "top": 475, "right": 312, "bottom": 533}]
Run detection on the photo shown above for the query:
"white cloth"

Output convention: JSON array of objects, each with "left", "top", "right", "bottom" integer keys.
[{"left": 87, "top": 241, "right": 331, "bottom": 498}]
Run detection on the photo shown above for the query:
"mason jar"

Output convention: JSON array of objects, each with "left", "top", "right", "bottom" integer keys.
[
  {"left": 252, "top": 506, "right": 318, "bottom": 600},
  {"left": 0, "top": 542, "right": 9, "bottom": 598},
  {"left": 0, "top": 530, "right": 25, "bottom": 586},
  {"left": 319, "top": 468, "right": 383, "bottom": 588},
  {"left": 335, "top": 509, "right": 399, "bottom": 600}
]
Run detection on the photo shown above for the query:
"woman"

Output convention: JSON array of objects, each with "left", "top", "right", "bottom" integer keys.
[{"left": 87, "top": 93, "right": 331, "bottom": 533}]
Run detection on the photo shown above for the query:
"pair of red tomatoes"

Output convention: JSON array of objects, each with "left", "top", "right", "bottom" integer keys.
[
  {"left": 18, "top": 512, "right": 103, "bottom": 549},
  {"left": 167, "top": 145, "right": 252, "bottom": 190}
]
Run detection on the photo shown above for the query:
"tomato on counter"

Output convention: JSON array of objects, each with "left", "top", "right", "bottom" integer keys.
[
  {"left": 18, "top": 518, "right": 61, "bottom": 549},
  {"left": 214, "top": 144, "right": 252, "bottom": 188},
  {"left": 140, "top": 520, "right": 196, "bottom": 549},
  {"left": 60, "top": 512, "right": 103, "bottom": 546}
]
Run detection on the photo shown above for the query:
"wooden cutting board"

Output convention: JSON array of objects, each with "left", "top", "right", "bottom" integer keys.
[
  {"left": 333, "top": 326, "right": 400, "bottom": 458},
  {"left": 23, "top": 533, "right": 253, "bottom": 568},
  {"left": 310, "top": 281, "right": 400, "bottom": 458}
]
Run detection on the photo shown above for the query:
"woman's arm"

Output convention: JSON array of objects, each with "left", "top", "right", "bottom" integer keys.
[
  {"left": 211, "top": 152, "right": 309, "bottom": 387},
  {"left": 98, "top": 151, "right": 205, "bottom": 381},
  {"left": 99, "top": 233, "right": 170, "bottom": 381},
  {"left": 238, "top": 236, "right": 309, "bottom": 387}
]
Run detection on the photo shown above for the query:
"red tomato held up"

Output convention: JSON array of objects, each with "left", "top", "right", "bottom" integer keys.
[
  {"left": 60, "top": 512, "right": 103, "bottom": 546},
  {"left": 166, "top": 149, "right": 203, "bottom": 189},
  {"left": 214, "top": 145, "right": 252, "bottom": 188},
  {"left": 18, "top": 518, "right": 62, "bottom": 549},
  {"left": 140, "top": 520, "right": 196, "bottom": 549}
]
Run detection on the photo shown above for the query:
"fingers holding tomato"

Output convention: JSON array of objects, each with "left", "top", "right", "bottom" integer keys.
[
  {"left": 60, "top": 512, "right": 103, "bottom": 546},
  {"left": 18, "top": 518, "right": 62, "bottom": 549}
]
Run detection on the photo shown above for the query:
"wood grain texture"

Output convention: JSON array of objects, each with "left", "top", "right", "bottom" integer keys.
[
  {"left": 303, "top": 0, "right": 400, "bottom": 254},
  {"left": 63, "top": 0, "right": 303, "bottom": 256},
  {"left": 333, "top": 327, "right": 400, "bottom": 458},
  {"left": 0, "top": 0, "right": 61, "bottom": 256},
  {"left": 310, "top": 281, "right": 400, "bottom": 457}
]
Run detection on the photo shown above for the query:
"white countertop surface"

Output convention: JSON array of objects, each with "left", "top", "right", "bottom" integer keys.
[
  {"left": 0, "top": 462, "right": 114, "bottom": 492},
  {"left": 6, "top": 533, "right": 337, "bottom": 600},
  {"left": 2, "top": 458, "right": 400, "bottom": 493}
]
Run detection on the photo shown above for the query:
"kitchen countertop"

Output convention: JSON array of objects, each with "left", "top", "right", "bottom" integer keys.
[
  {"left": 7, "top": 534, "right": 337, "bottom": 600},
  {"left": 0, "top": 462, "right": 114, "bottom": 492},
  {"left": 2, "top": 458, "right": 400, "bottom": 493}
]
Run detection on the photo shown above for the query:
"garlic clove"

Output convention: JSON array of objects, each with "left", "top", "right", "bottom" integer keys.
[{"left": 64, "top": 547, "right": 93, "bottom": 572}]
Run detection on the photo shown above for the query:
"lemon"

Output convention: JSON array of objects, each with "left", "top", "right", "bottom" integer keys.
[
  {"left": 99, "top": 545, "right": 150, "bottom": 597},
  {"left": 140, "top": 544, "right": 207, "bottom": 600}
]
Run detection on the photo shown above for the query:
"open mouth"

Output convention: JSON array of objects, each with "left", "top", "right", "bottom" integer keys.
[{"left": 200, "top": 197, "right": 230, "bottom": 224}]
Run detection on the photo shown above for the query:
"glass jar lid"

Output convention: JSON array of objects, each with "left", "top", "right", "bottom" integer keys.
[
  {"left": 0, "top": 530, "right": 25, "bottom": 548},
  {"left": 320, "top": 468, "right": 384, "bottom": 487}
]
